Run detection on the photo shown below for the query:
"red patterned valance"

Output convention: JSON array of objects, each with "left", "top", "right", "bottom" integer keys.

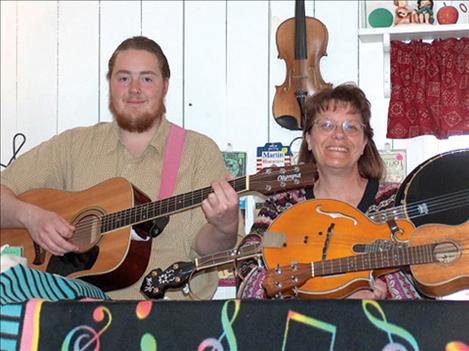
[{"left": 387, "top": 37, "right": 469, "bottom": 139}]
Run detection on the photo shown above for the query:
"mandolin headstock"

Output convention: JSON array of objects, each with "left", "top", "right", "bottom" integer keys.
[
  {"left": 140, "top": 261, "right": 195, "bottom": 299},
  {"left": 262, "top": 263, "right": 312, "bottom": 298}
]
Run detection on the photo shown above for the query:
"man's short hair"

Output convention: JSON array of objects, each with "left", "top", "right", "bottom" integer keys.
[{"left": 107, "top": 36, "right": 170, "bottom": 80}]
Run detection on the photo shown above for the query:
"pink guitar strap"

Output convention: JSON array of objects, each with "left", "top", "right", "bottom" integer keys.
[{"left": 158, "top": 123, "right": 186, "bottom": 199}]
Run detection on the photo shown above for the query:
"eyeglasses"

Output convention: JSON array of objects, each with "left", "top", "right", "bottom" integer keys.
[{"left": 312, "top": 119, "right": 365, "bottom": 136}]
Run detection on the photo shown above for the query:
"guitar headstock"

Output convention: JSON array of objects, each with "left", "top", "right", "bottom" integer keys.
[
  {"left": 262, "top": 263, "right": 311, "bottom": 298},
  {"left": 140, "top": 261, "right": 195, "bottom": 299},
  {"left": 249, "top": 164, "right": 316, "bottom": 195}
]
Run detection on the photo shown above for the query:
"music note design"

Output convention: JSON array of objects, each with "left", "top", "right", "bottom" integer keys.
[
  {"left": 362, "top": 300, "right": 419, "bottom": 351},
  {"left": 61, "top": 306, "right": 112, "bottom": 350},
  {"left": 281, "top": 310, "right": 337, "bottom": 351},
  {"left": 135, "top": 301, "right": 157, "bottom": 351},
  {"left": 197, "top": 300, "right": 241, "bottom": 351}
]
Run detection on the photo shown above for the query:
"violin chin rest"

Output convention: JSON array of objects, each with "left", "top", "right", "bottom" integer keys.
[{"left": 275, "top": 115, "right": 301, "bottom": 131}]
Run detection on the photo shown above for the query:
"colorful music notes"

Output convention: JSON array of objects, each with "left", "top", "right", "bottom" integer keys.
[
  {"left": 61, "top": 306, "right": 112, "bottom": 350},
  {"left": 362, "top": 300, "right": 419, "bottom": 351},
  {"left": 282, "top": 310, "right": 337, "bottom": 351},
  {"left": 197, "top": 299, "right": 240, "bottom": 351}
]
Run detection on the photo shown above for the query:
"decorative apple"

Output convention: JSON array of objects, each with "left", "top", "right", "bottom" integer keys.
[{"left": 437, "top": 3, "right": 459, "bottom": 24}]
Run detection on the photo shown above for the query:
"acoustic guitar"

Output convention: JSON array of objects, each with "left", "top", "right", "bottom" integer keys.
[
  {"left": 0, "top": 164, "right": 315, "bottom": 291},
  {"left": 263, "top": 220, "right": 469, "bottom": 299}
]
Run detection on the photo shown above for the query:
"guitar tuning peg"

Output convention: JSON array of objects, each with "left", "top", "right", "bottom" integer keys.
[{"left": 275, "top": 265, "right": 282, "bottom": 274}]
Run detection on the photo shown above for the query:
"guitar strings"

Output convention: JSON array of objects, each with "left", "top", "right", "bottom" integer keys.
[
  {"left": 70, "top": 181, "right": 467, "bottom": 243},
  {"left": 69, "top": 166, "right": 309, "bottom": 240}
]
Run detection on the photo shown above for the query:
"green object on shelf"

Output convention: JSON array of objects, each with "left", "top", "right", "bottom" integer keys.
[{"left": 368, "top": 8, "right": 394, "bottom": 28}]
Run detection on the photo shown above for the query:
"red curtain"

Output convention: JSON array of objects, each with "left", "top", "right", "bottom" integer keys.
[{"left": 387, "top": 37, "right": 469, "bottom": 139}]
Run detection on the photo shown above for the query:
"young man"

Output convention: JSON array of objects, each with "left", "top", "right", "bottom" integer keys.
[{"left": 1, "top": 36, "right": 244, "bottom": 300}]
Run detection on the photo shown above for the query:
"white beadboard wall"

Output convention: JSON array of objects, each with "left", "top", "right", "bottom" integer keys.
[{"left": 2, "top": 0, "right": 468, "bottom": 182}]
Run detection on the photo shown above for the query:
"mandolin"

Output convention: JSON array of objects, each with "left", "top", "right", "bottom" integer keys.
[
  {"left": 263, "top": 221, "right": 469, "bottom": 298},
  {"left": 0, "top": 164, "right": 315, "bottom": 291},
  {"left": 261, "top": 194, "right": 469, "bottom": 299}
]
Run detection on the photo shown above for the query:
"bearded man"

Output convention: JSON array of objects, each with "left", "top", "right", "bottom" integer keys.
[{"left": 1, "top": 36, "right": 243, "bottom": 300}]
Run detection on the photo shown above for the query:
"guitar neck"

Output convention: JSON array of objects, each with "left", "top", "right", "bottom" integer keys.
[
  {"left": 100, "top": 176, "right": 248, "bottom": 233},
  {"left": 99, "top": 164, "right": 315, "bottom": 233},
  {"left": 312, "top": 243, "right": 439, "bottom": 277}
]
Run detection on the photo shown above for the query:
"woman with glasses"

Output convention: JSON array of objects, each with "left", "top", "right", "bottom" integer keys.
[{"left": 237, "top": 83, "right": 422, "bottom": 300}]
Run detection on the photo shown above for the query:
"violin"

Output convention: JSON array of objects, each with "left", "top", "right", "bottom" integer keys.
[{"left": 272, "top": 0, "right": 332, "bottom": 131}]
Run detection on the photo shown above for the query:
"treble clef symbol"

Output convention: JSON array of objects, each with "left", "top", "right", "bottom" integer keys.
[
  {"left": 61, "top": 306, "right": 112, "bottom": 350},
  {"left": 362, "top": 300, "right": 419, "bottom": 351},
  {"left": 198, "top": 300, "right": 241, "bottom": 351}
]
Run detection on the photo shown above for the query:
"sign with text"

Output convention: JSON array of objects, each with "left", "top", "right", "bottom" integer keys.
[{"left": 256, "top": 142, "right": 292, "bottom": 171}]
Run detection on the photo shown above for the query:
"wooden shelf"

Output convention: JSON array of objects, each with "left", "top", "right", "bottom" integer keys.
[
  {"left": 358, "top": 24, "right": 469, "bottom": 98},
  {"left": 359, "top": 23, "right": 469, "bottom": 42}
]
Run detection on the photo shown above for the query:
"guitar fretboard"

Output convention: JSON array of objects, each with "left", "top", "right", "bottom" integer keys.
[{"left": 100, "top": 177, "right": 248, "bottom": 232}]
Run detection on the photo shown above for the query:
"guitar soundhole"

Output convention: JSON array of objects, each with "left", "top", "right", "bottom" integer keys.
[
  {"left": 70, "top": 208, "right": 106, "bottom": 253},
  {"left": 434, "top": 241, "right": 459, "bottom": 264}
]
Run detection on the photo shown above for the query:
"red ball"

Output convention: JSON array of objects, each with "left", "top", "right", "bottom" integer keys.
[{"left": 437, "top": 5, "right": 459, "bottom": 24}]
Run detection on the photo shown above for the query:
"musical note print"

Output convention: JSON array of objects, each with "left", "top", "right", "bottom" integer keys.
[
  {"left": 197, "top": 300, "right": 241, "bottom": 351},
  {"left": 281, "top": 310, "right": 337, "bottom": 351},
  {"left": 362, "top": 300, "right": 419, "bottom": 351},
  {"left": 446, "top": 341, "right": 469, "bottom": 351},
  {"left": 135, "top": 301, "right": 157, "bottom": 351},
  {"left": 61, "top": 306, "right": 112, "bottom": 351}
]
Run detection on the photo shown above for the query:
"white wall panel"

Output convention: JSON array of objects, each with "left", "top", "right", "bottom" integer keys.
[
  {"left": 142, "top": 1, "right": 184, "bottom": 126},
  {"left": 184, "top": 1, "right": 226, "bottom": 147},
  {"left": 58, "top": 1, "right": 99, "bottom": 132},
  {"left": 1, "top": 1, "right": 18, "bottom": 166},
  {"left": 16, "top": 1, "right": 57, "bottom": 153},
  {"left": 226, "top": 1, "right": 270, "bottom": 174},
  {"left": 99, "top": 1, "right": 141, "bottom": 123},
  {"left": 2, "top": 0, "right": 467, "bottom": 183},
  {"left": 315, "top": 0, "right": 358, "bottom": 85}
]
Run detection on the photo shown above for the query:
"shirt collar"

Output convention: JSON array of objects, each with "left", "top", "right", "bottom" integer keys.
[{"left": 105, "top": 116, "right": 171, "bottom": 155}]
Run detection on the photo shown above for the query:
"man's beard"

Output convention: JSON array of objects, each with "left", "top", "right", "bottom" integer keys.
[{"left": 109, "top": 98, "right": 165, "bottom": 133}]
